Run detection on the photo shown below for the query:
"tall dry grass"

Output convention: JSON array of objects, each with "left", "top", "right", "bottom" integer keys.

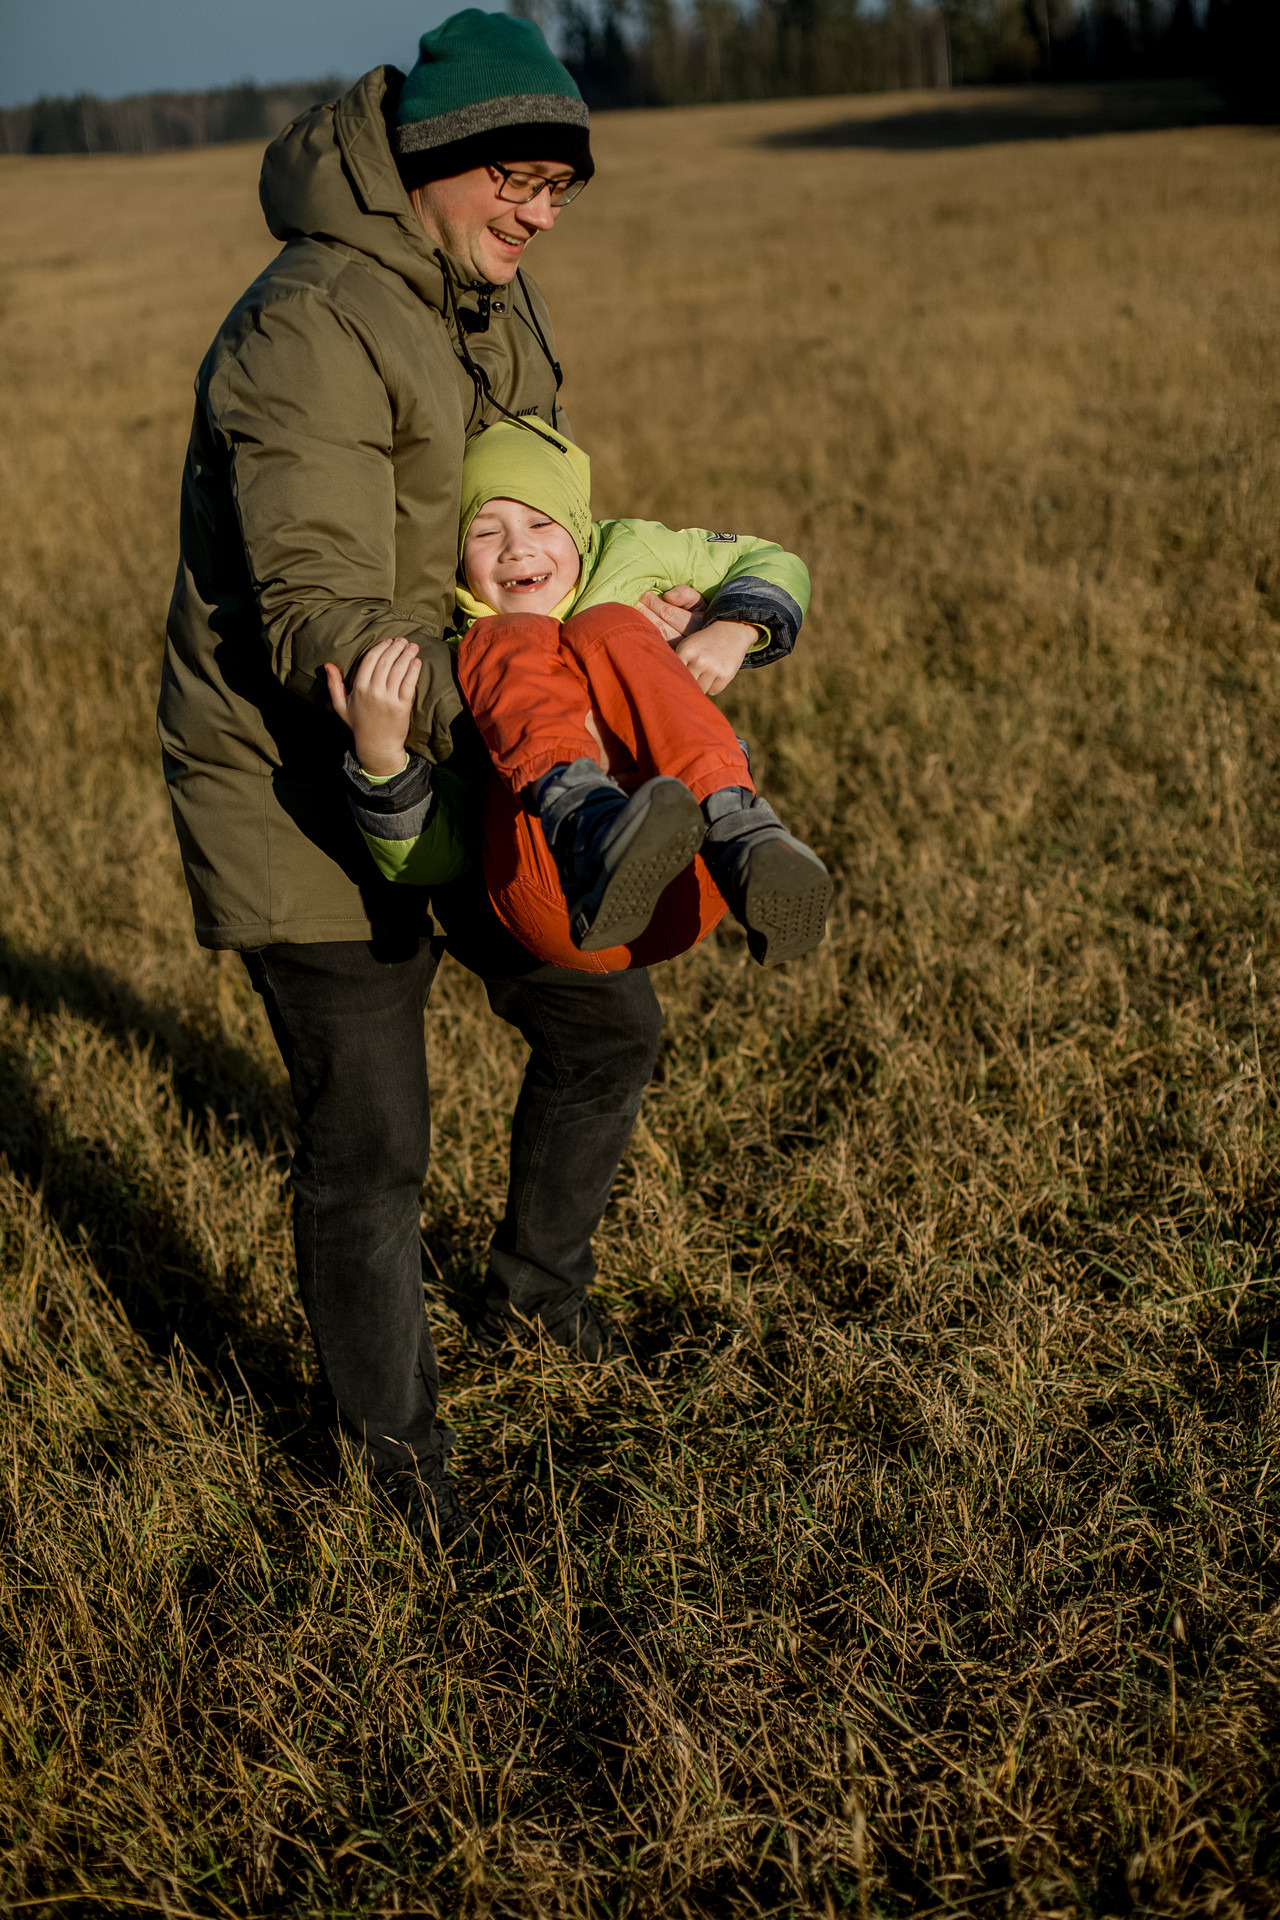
[{"left": 1, "top": 83, "right": 1278, "bottom": 1917}]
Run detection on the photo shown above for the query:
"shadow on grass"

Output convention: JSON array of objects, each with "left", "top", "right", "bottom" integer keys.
[
  {"left": 0, "top": 934, "right": 290, "bottom": 1153},
  {"left": 0, "top": 936, "right": 323, "bottom": 1446},
  {"left": 757, "top": 79, "right": 1230, "bottom": 153}
]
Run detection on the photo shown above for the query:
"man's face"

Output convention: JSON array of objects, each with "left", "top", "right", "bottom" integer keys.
[
  {"left": 462, "top": 498, "right": 581, "bottom": 613},
  {"left": 411, "top": 161, "right": 574, "bottom": 285}
]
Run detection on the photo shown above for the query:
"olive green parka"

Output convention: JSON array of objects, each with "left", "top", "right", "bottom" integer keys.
[{"left": 156, "top": 66, "right": 564, "bottom": 949}]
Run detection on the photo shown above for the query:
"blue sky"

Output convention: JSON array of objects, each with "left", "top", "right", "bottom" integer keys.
[{"left": 0, "top": 0, "right": 461, "bottom": 109}]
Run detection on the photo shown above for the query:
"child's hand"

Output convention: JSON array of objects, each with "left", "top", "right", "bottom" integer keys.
[
  {"left": 636, "top": 584, "right": 706, "bottom": 641},
  {"left": 673, "top": 619, "right": 758, "bottom": 696},
  {"left": 323, "top": 637, "right": 421, "bottom": 776}
]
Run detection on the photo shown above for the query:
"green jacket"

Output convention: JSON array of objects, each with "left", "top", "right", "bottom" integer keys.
[
  {"left": 156, "top": 67, "right": 563, "bottom": 950},
  {"left": 552, "top": 515, "right": 807, "bottom": 645},
  {"left": 348, "top": 514, "right": 810, "bottom": 887}
]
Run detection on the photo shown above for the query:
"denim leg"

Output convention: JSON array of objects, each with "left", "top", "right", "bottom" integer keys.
[
  {"left": 242, "top": 938, "right": 446, "bottom": 1473},
  {"left": 479, "top": 965, "right": 664, "bottom": 1322},
  {"left": 429, "top": 872, "right": 664, "bottom": 1323}
]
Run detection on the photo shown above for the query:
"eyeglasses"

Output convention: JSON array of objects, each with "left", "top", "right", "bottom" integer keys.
[{"left": 489, "top": 163, "right": 588, "bottom": 207}]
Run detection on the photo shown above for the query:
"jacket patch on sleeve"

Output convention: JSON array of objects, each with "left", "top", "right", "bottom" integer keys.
[{"left": 707, "top": 531, "right": 738, "bottom": 543}]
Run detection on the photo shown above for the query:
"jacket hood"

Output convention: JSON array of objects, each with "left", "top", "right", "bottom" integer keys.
[{"left": 259, "top": 67, "right": 473, "bottom": 313}]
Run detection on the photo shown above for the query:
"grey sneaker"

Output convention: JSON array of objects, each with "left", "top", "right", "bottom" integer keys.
[
  {"left": 700, "top": 787, "right": 832, "bottom": 966},
  {"left": 531, "top": 758, "right": 704, "bottom": 952}
]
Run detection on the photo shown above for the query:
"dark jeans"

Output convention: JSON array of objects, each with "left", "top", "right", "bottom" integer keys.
[{"left": 242, "top": 887, "right": 662, "bottom": 1473}]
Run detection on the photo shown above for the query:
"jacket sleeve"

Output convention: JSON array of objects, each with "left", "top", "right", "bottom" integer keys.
[
  {"left": 207, "top": 292, "right": 463, "bottom": 763},
  {"left": 635, "top": 524, "right": 811, "bottom": 667},
  {"left": 342, "top": 751, "right": 477, "bottom": 887}
]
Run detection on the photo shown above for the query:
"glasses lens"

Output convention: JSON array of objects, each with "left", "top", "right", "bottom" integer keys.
[{"left": 496, "top": 168, "right": 586, "bottom": 206}]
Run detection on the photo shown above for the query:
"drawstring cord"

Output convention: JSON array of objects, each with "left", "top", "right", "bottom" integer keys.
[
  {"left": 434, "top": 249, "right": 566, "bottom": 445},
  {"left": 515, "top": 268, "right": 563, "bottom": 431}
]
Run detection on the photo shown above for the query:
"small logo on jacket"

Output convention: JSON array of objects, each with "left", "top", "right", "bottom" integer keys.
[{"left": 707, "top": 531, "right": 737, "bottom": 543}]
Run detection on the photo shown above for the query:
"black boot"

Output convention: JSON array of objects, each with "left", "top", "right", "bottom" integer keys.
[
  {"left": 700, "top": 787, "right": 832, "bottom": 966},
  {"left": 530, "top": 757, "right": 703, "bottom": 952},
  {"left": 473, "top": 1290, "right": 620, "bottom": 1364},
  {"left": 376, "top": 1454, "right": 486, "bottom": 1559}
]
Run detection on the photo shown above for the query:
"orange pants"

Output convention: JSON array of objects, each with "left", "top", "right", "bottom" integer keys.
[{"left": 456, "top": 603, "right": 754, "bottom": 972}]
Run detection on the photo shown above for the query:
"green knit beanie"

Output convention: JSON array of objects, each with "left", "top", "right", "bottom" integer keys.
[
  {"left": 460, "top": 420, "right": 593, "bottom": 559},
  {"left": 395, "top": 9, "right": 592, "bottom": 188}
]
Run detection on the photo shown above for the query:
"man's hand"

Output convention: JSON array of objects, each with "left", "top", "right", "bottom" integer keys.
[
  {"left": 323, "top": 637, "right": 421, "bottom": 776},
  {"left": 674, "top": 619, "right": 758, "bottom": 695},
  {"left": 636, "top": 584, "right": 707, "bottom": 642}
]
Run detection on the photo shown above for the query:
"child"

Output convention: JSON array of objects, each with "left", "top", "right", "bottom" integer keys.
[{"left": 325, "top": 421, "right": 831, "bottom": 972}]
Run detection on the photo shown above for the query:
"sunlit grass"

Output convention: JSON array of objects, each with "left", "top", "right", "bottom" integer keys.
[{"left": 0, "top": 83, "right": 1278, "bottom": 1917}]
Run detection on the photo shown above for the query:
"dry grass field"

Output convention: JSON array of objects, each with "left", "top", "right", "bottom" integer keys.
[{"left": 1, "top": 79, "right": 1279, "bottom": 1918}]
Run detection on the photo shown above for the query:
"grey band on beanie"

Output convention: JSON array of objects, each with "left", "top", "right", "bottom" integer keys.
[{"left": 395, "top": 91, "right": 589, "bottom": 157}]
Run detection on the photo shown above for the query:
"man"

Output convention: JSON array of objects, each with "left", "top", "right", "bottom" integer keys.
[{"left": 157, "top": 10, "right": 676, "bottom": 1554}]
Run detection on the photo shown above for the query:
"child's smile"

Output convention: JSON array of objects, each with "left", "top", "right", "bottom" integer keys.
[
  {"left": 498, "top": 567, "right": 553, "bottom": 593},
  {"left": 463, "top": 497, "right": 581, "bottom": 615}
]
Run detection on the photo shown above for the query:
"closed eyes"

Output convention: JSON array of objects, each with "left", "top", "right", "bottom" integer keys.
[{"left": 470, "top": 517, "right": 555, "bottom": 539}]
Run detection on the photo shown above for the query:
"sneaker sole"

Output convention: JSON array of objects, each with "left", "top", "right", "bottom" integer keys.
[
  {"left": 743, "top": 839, "right": 833, "bottom": 966},
  {"left": 576, "top": 780, "right": 704, "bottom": 952}
]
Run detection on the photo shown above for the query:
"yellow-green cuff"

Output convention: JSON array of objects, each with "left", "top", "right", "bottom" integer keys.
[{"left": 360, "top": 754, "right": 411, "bottom": 784}]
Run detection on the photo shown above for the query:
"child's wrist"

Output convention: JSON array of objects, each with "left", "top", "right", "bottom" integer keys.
[
  {"left": 710, "top": 619, "right": 758, "bottom": 659},
  {"left": 355, "top": 743, "right": 410, "bottom": 777}
]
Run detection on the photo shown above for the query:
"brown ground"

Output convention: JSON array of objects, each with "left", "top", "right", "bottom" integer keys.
[{"left": 1, "top": 81, "right": 1279, "bottom": 1918}]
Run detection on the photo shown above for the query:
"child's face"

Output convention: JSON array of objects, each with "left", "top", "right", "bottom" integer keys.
[{"left": 462, "top": 498, "right": 580, "bottom": 615}]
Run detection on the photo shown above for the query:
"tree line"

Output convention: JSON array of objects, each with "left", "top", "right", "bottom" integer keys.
[
  {"left": 543, "top": 0, "right": 1275, "bottom": 111},
  {"left": 0, "top": 0, "right": 1272, "bottom": 158},
  {"left": 0, "top": 77, "right": 349, "bottom": 158}
]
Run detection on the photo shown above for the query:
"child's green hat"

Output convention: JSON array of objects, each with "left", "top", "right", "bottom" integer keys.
[
  {"left": 460, "top": 419, "right": 592, "bottom": 557},
  {"left": 394, "top": 9, "right": 592, "bottom": 188}
]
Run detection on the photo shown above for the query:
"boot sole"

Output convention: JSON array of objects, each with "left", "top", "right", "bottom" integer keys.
[
  {"left": 575, "top": 780, "right": 704, "bottom": 952},
  {"left": 743, "top": 839, "right": 833, "bottom": 966}
]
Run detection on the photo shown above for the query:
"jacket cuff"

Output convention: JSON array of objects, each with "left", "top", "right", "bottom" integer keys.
[
  {"left": 342, "top": 748, "right": 437, "bottom": 840},
  {"left": 705, "top": 576, "right": 804, "bottom": 667}
]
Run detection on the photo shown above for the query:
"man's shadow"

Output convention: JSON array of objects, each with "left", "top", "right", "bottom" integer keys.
[
  {"left": 0, "top": 936, "right": 321, "bottom": 1442},
  {"left": 756, "top": 79, "right": 1229, "bottom": 154}
]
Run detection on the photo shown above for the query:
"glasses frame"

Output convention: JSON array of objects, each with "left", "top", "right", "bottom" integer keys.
[{"left": 489, "top": 162, "right": 588, "bottom": 207}]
